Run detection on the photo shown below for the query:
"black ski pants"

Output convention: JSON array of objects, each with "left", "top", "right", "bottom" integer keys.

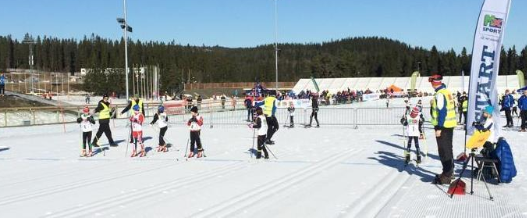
[
  {"left": 190, "top": 131, "right": 203, "bottom": 152},
  {"left": 0, "top": 84, "right": 4, "bottom": 95},
  {"left": 521, "top": 110, "right": 527, "bottom": 130},
  {"left": 266, "top": 116, "right": 279, "bottom": 141},
  {"left": 505, "top": 108, "right": 513, "bottom": 126},
  {"left": 407, "top": 136, "right": 420, "bottom": 154},
  {"left": 418, "top": 120, "right": 423, "bottom": 135},
  {"left": 159, "top": 126, "right": 168, "bottom": 145},
  {"left": 93, "top": 120, "right": 115, "bottom": 145},
  {"left": 310, "top": 110, "right": 319, "bottom": 126},
  {"left": 82, "top": 131, "right": 92, "bottom": 150},
  {"left": 257, "top": 135, "right": 269, "bottom": 158},
  {"left": 436, "top": 128, "right": 454, "bottom": 177},
  {"left": 458, "top": 109, "right": 463, "bottom": 123}
]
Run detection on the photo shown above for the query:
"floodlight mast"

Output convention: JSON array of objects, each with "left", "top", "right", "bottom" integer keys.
[
  {"left": 23, "top": 34, "right": 35, "bottom": 94},
  {"left": 117, "top": 0, "right": 133, "bottom": 100}
]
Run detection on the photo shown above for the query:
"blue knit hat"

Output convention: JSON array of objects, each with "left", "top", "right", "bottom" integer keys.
[
  {"left": 484, "top": 105, "right": 494, "bottom": 114},
  {"left": 133, "top": 104, "right": 140, "bottom": 111}
]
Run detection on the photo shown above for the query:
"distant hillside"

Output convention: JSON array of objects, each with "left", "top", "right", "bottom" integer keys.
[{"left": 1, "top": 34, "right": 526, "bottom": 94}]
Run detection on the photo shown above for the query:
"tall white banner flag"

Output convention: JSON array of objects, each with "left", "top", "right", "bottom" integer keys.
[{"left": 467, "top": 0, "right": 512, "bottom": 140}]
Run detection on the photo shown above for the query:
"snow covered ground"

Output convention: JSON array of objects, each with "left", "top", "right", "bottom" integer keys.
[{"left": 0, "top": 98, "right": 526, "bottom": 218}]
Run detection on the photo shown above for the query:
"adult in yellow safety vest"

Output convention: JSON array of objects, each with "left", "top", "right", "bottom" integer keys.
[
  {"left": 462, "top": 94, "right": 468, "bottom": 125},
  {"left": 429, "top": 74, "right": 456, "bottom": 185},
  {"left": 263, "top": 92, "right": 279, "bottom": 145},
  {"left": 93, "top": 94, "right": 117, "bottom": 147},
  {"left": 121, "top": 94, "right": 145, "bottom": 142}
]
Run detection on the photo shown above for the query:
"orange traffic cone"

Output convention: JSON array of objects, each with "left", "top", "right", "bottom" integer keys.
[{"left": 448, "top": 179, "right": 466, "bottom": 195}]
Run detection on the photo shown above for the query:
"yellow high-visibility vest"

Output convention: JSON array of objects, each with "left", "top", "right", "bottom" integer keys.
[
  {"left": 263, "top": 96, "right": 276, "bottom": 116},
  {"left": 431, "top": 89, "right": 457, "bottom": 128},
  {"left": 99, "top": 103, "right": 111, "bottom": 119}
]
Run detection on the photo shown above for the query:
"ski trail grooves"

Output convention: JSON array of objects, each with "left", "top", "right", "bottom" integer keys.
[
  {"left": 44, "top": 149, "right": 300, "bottom": 218},
  {"left": 189, "top": 148, "right": 364, "bottom": 218},
  {"left": 0, "top": 160, "right": 178, "bottom": 206},
  {"left": 338, "top": 164, "right": 413, "bottom": 218},
  {"left": 44, "top": 162, "right": 248, "bottom": 218},
  {"left": 0, "top": 159, "right": 127, "bottom": 188}
]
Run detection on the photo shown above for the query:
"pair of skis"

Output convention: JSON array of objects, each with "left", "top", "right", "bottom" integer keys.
[{"left": 183, "top": 138, "right": 207, "bottom": 161}]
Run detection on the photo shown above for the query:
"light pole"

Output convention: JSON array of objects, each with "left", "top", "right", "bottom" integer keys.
[
  {"left": 274, "top": 0, "right": 279, "bottom": 91},
  {"left": 23, "top": 34, "right": 35, "bottom": 94},
  {"left": 117, "top": 0, "right": 133, "bottom": 100}
]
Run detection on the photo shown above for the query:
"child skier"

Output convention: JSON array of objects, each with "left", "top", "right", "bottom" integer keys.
[
  {"left": 416, "top": 99, "right": 425, "bottom": 139},
  {"left": 287, "top": 102, "right": 295, "bottom": 128},
  {"left": 151, "top": 105, "right": 169, "bottom": 152},
  {"left": 77, "top": 106, "right": 95, "bottom": 157},
  {"left": 252, "top": 107, "right": 269, "bottom": 159},
  {"left": 402, "top": 107, "right": 422, "bottom": 164},
  {"left": 130, "top": 104, "right": 146, "bottom": 157},
  {"left": 187, "top": 106, "right": 204, "bottom": 158},
  {"left": 473, "top": 105, "right": 495, "bottom": 149}
]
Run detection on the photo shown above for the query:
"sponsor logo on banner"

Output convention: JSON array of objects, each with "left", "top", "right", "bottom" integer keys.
[
  {"left": 277, "top": 99, "right": 310, "bottom": 108},
  {"left": 481, "top": 12, "right": 505, "bottom": 37}
]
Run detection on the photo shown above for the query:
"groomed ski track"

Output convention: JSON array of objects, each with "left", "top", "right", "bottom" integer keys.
[{"left": 0, "top": 99, "right": 526, "bottom": 217}]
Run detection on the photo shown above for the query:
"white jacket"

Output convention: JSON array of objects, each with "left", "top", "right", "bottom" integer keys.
[{"left": 256, "top": 115, "right": 268, "bottom": 136}]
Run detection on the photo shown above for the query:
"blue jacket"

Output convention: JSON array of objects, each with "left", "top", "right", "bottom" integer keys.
[
  {"left": 0, "top": 75, "right": 5, "bottom": 85},
  {"left": 501, "top": 94, "right": 514, "bottom": 108},
  {"left": 518, "top": 95, "right": 527, "bottom": 111},
  {"left": 491, "top": 138, "right": 517, "bottom": 183}
]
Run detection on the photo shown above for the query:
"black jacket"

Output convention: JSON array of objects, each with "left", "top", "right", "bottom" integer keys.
[{"left": 121, "top": 99, "right": 145, "bottom": 115}]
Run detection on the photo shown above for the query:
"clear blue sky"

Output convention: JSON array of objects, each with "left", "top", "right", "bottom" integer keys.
[{"left": 1, "top": 0, "right": 526, "bottom": 52}]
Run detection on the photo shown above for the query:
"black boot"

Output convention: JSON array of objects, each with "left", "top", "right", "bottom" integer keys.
[{"left": 92, "top": 139, "right": 100, "bottom": 147}]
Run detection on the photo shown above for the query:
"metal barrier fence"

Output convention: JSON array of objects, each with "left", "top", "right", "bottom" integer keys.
[
  {"left": 167, "top": 106, "right": 433, "bottom": 128},
  {"left": 0, "top": 102, "right": 432, "bottom": 129},
  {"left": 0, "top": 103, "right": 165, "bottom": 128}
]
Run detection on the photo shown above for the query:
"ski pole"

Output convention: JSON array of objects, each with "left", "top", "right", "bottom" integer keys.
[
  {"left": 79, "top": 125, "right": 83, "bottom": 157},
  {"left": 184, "top": 138, "right": 190, "bottom": 158},
  {"left": 402, "top": 122, "right": 407, "bottom": 156},
  {"left": 125, "top": 120, "right": 132, "bottom": 157},
  {"left": 92, "top": 132, "right": 105, "bottom": 156},
  {"left": 199, "top": 132, "right": 207, "bottom": 158},
  {"left": 251, "top": 128, "right": 255, "bottom": 159},
  {"left": 422, "top": 124, "right": 428, "bottom": 162},
  {"left": 264, "top": 144, "right": 277, "bottom": 159}
]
